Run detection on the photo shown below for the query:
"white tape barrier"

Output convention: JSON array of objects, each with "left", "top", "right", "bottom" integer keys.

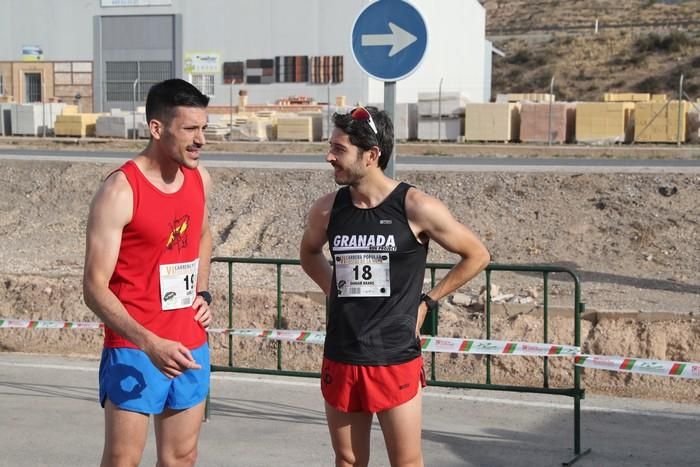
[
  {"left": 3, "top": 318, "right": 700, "bottom": 380},
  {"left": 574, "top": 355, "right": 700, "bottom": 380}
]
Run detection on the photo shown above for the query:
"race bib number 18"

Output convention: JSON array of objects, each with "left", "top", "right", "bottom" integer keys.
[
  {"left": 335, "top": 253, "right": 390, "bottom": 297},
  {"left": 159, "top": 259, "right": 199, "bottom": 310}
]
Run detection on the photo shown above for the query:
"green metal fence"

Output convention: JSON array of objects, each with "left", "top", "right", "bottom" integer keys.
[{"left": 209, "top": 257, "right": 590, "bottom": 465}]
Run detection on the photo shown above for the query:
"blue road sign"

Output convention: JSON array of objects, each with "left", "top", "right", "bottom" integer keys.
[{"left": 351, "top": 0, "right": 428, "bottom": 82}]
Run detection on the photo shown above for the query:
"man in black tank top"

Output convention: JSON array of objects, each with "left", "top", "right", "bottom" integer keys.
[{"left": 300, "top": 106, "right": 490, "bottom": 467}]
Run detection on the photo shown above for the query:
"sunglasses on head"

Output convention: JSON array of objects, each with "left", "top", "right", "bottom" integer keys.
[{"left": 350, "top": 106, "right": 378, "bottom": 135}]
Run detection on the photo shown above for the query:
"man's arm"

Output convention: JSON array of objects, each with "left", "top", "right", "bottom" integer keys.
[
  {"left": 299, "top": 193, "right": 335, "bottom": 296},
  {"left": 82, "top": 171, "right": 201, "bottom": 378},
  {"left": 406, "top": 189, "right": 491, "bottom": 332},
  {"left": 193, "top": 166, "right": 212, "bottom": 327}
]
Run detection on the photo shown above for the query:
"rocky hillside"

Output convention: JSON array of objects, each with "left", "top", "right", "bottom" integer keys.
[
  {"left": 484, "top": 0, "right": 700, "bottom": 33},
  {"left": 484, "top": 0, "right": 700, "bottom": 101}
]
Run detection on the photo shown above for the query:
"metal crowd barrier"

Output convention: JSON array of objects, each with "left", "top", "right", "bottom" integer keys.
[{"left": 208, "top": 257, "right": 590, "bottom": 465}]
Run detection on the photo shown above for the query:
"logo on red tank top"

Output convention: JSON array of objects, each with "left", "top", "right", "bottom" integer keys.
[{"left": 166, "top": 215, "right": 191, "bottom": 251}]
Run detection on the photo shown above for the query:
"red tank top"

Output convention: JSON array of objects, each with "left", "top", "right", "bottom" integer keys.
[{"left": 104, "top": 160, "right": 207, "bottom": 349}]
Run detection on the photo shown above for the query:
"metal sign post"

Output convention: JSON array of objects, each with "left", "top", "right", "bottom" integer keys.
[
  {"left": 384, "top": 81, "right": 397, "bottom": 176},
  {"left": 351, "top": 0, "right": 428, "bottom": 178}
]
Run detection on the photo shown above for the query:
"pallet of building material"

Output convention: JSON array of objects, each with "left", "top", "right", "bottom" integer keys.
[
  {"left": 96, "top": 112, "right": 146, "bottom": 139},
  {"left": 250, "top": 111, "right": 278, "bottom": 140},
  {"left": 229, "top": 116, "right": 271, "bottom": 141},
  {"left": 464, "top": 102, "right": 520, "bottom": 142},
  {"left": 137, "top": 121, "right": 150, "bottom": 139},
  {"left": 687, "top": 109, "right": 700, "bottom": 144},
  {"left": 634, "top": 100, "right": 689, "bottom": 143},
  {"left": 54, "top": 113, "right": 102, "bottom": 137},
  {"left": 125, "top": 112, "right": 147, "bottom": 138},
  {"left": 0, "top": 103, "right": 13, "bottom": 136},
  {"left": 519, "top": 102, "right": 576, "bottom": 143},
  {"left": 417, "top": 116, "right": 463, "bottom": 141},
  {"left": 575, "top": 102, "right": 634, "bottom": 143},
  {"left": 95, "top": 109, "right": 150, "bottom": 139},
  {"left": 277, "top": 116, "right": 312, "bottom": 141},
  {"left": 96, "top": 115, "right": 129, "bottom": 139},
  {"left": 367, "top": 102, "right": 418, "bottom": 141},
  {"left": 10, "top": 103, "right": 66, "bottom": 136},
  {"left": 297, "top": 111, "right": 324, "bottom": 141},
  {"left": 321, "top": 105, "right": 354, "bottom": 140},
  {"left": 203, "top": 123, "right": 230, "bottom": 141},
  {"left": 255, "top": 110, "right": 277, "bottom": 120},
  {"left": 603, "top": 92, "right": 650, "bottom": 103},
  {"left": 418, "top": 92, "right": 468, "bottom": 117},
  {"left": 62, "top": 105, "right": 79, "bottom": 115},
  {"left": 495, "top": 93, "right": 555, "bottom": 103}
]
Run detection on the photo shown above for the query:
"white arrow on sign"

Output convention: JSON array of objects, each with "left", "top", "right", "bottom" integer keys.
[{"left": 361, "top": 22, "right": 417, "bottom": 57}]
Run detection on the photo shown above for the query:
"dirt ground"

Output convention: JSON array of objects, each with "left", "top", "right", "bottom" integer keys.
[{"left": 0, "top": 139, "right": 698, "bottom": 403}]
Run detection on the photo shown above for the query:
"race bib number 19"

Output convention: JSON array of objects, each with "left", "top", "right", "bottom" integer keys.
[
  {"left": 159, "top": 259, "right": 199, "bottom": 310},
  {"left": 335, "top": 253, "right": 390, "bottom": 297}
]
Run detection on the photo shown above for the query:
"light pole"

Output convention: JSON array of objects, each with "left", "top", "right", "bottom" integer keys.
[
  {"left": 677, "top": 74, "right": 684, "bottom": 146},
  {"left": 132, "top": 78, "right": 139, "bottom": 140},
  {"left": 438, "top": 77, "right": 444, "bottom": 144},
  {"left": 548, "top": 76, "right": 555, "bottom": 146}
]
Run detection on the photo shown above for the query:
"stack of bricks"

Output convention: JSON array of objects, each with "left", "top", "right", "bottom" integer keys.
[
  {"left": 276, "top": 115, "right": 313, "bottom": 141},
  {"left": 634, "top": 100, "right": 689, "bottom": 143},
  {"left": 54, "top": 113, "right": 103, "bottom": 137},
  {"left": 519, "top": 102, "right": 576, "bottom": 143},
  {"left": 575, "top": 102, "right": 635, "bottom": 143},
  {"left": 463, "top": 102, "right": 521, "bottom": 142}
]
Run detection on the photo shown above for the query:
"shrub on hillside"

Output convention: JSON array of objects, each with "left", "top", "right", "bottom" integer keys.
[
  {"left": 635, "top": 31, "right": 693, "bottom": 53},
  {"left": 634, "top": 76, "right": 665, "bottom": 93},
  {"left": 507, "top": 50, "right": 547, "bottom": 67}
]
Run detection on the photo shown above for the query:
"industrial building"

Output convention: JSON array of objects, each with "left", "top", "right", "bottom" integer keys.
[{"left": 0, "top": 0, "right": 491, "bottom": 113}]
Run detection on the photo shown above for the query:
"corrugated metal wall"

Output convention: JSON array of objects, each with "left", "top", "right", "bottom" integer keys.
[{"left": 97, "top": 15, "right": 176, "bottom": 111}]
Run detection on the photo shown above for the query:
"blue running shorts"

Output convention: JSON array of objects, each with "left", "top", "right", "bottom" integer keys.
[{"left": 99, "top": 342, "right": 210, "bottom": 414}]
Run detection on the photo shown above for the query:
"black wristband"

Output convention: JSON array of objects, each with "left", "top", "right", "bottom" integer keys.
[
  {"left": 420, "top": 293, "right": 438, "bottom": 313},
  {"left": 197, "top": 290, "right": 213, "bottom": 305}
]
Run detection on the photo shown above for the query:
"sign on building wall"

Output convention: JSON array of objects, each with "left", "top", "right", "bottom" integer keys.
[
  {"left": 223, "top": 55, "right": 344, "bottom": 85},
  {"left": 184, "top": 52, "right": 221, "bottom": 74},
  {"left": 101, "top": 0, "right": 172, "bottom": 6},
  {"left": 21, "top": 46, "right": 43, "bottom": 61}
]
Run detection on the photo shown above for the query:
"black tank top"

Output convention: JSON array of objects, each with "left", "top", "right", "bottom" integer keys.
[{"left": 325, "top": 182, "right": 428, "bottom": 365}]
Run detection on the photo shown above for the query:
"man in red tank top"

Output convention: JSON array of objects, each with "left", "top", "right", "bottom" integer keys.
[
  {"left": 300, "top": 106, "right": 490, "bottom": 466},
  {"left": 83, "top": 79, "right": 213, "bottom": 467}
]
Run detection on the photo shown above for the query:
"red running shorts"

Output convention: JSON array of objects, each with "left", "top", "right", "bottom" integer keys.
[{"left": 321, "top": 356, "right": 426, "bottom": 413}]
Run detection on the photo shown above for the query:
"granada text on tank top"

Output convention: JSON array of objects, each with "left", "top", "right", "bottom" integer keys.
[{"left": 325, "top": 182, "right": 428, "bottom": 365}]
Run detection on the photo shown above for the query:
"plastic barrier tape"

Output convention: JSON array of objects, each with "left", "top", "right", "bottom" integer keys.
[
  {"left": 575, "top": 355, "right": 700, "bottom": 380},
  {"left": 3, "top": 318, "right": 700, "bottom": 380},
  {"left": 209, "top": 328, "right": 326, "bottom": 345},
  {"left": 420, "top": 336, "right": 580, "bottom": 356},
  {"left": 0, "top": 319, "right": 103, "bottom": 329}
]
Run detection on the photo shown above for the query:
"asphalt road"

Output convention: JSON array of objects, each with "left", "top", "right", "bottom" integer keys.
[
  {"left": 1, "top": 148, "right": 700, "bottom": 173},
  {"left": 2, "top": 353, "right": 699, "bottom": 467}
]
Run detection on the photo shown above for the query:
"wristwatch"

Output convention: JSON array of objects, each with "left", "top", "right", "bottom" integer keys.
[
  {"left": 420, "top": 293, "right": 439, "bottom": 313},
  {"left": 197, "top": 290, "right": 213, "bottom": 306}
]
